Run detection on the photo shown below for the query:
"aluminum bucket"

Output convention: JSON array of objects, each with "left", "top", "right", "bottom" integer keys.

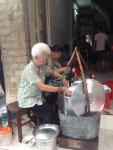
[{"left": 33, "top": 124, "right": 59, "bottom": 150}]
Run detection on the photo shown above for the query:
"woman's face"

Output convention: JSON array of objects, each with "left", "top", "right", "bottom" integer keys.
[
  {"left": 33, "top": 54, "right": 49, "bottom": 67},
  {"left": 52, "top": 52, "right": 62, "bottom": 61}
]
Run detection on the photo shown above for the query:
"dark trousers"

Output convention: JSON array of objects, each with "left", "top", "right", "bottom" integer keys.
[
  {"left": 46, "top": 93, "right": 58, "bottom": 105},
  {"left": 29, "top": 103, "right": 53, "bottom": 124},
  {"left": 46, "top": 93, "right": 60, "bottom": 125}
]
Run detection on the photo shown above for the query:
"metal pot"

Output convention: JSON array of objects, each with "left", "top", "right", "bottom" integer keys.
[
  {"left": 33, "top": 124, "right": 59, "bottom": 150},
  {"left": 58, "top": 86, "right": 77, "bottom": 115},
  {"left": 58, "top": 95, "right": 73, "bottom": 115},
  {"left": 59, "top": 112, "right": 100, "bottom": 139},
  {"left": 59, "top": 79, "right": 105, "bottom": 116}
]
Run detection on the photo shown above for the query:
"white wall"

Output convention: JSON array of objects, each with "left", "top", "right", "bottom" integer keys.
[{"left": 46, "top": 0, "right": 73, "bottom": 47}]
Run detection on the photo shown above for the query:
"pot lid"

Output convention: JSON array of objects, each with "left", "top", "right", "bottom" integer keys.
[{"left": 71, "top": 79, "right": 105, "bottom": 116}]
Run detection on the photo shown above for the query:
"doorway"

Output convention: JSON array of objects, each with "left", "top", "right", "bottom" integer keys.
[
  {"left": 23, "top": 0, "right": 73, "bottom": 49},
  {"left": 23, "top": 0, "right": 47, "bottom": 50},
  {"left": 0, "top": 47, "right": 5, "bottom": 106}
]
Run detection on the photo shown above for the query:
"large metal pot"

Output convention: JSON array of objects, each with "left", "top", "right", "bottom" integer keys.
[
  {"left": 33, "top": 124, "right": 59, "bottom": 150},
  {"left": 59, "top": 112, "right": 100, "bottom": 139},
  {"left": 59, "top": 79, "right": 106, "bottom": 116}
]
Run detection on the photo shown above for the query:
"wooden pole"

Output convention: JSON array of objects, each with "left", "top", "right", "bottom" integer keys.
[
  {"left": 61, "top": 47, "right": 90, "bottom": 115},
  {"left": 75, "top": 49, "right": 90, "bottom": 114},
  {"left": 59, "top": 48, "right": 76, "bottom": 94},
  {"left": 78, "top": 50, "right": 87, "bottom": 72},
  {"left": 62, "top": 48, "right": 76, "bottom": 79}
]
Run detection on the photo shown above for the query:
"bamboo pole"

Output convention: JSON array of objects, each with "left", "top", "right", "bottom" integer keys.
[
  {"left": 61, "top": 47, "right": 90, "bottom": 115},
  {"left": 75, "top": 48, "right": 90, "bottom": 114},
  {"left": 62, "top": 48, "right": 76, "bottom": 79},
  {"left": 78, "top": 50, "right": 87, "bottom": 72},
  {"left": 59, "top": 48, "right": 76, "bottom": 95}
]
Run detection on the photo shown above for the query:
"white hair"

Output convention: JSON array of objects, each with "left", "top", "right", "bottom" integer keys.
[{"left": 31, "top": 43, "right": 51, "bottom": 57}]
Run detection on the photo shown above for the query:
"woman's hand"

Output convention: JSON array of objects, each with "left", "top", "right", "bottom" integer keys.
[
  {"left": 64, "top": 88, "right": 72, "bottom": 97},
  {"left": 55, "top": 67, "right": 71, "bottom": 73},
  {"left": 60, "top": 87, "right": 72, "bottom": 97}
]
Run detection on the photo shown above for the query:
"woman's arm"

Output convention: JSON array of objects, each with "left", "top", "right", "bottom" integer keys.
[
  {"left": 54, "top": 67, "right": 67, "bottom": 73},
  {"left": 36, "top": 81, "right": 71, "bottom": 95},
  {"left": 36, "top": 81, "right": 61, "bottom": 92}
]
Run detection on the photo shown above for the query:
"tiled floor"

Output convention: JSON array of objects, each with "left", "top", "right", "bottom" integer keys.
[
  {"left": 93, "top": 69, "right": 113, "bottom": 150},
  {"left": 94, "top": 71, "right": 113, "bottom": 83},
  {"left": 99, "top": 129, "right": 113, "bottom": 150},
  {"left": 0, "top": 115, "right": 113, "bottom": 150},
  {"left": 0, "top": 124, "right": 72, "bottom": 150}
]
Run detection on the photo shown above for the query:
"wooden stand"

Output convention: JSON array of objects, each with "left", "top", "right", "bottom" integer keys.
[{"left": 62, "top": 47, "right": 90, "bottom": 115}]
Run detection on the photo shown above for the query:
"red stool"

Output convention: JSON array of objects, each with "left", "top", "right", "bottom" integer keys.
[
  {"left": 103, "top": 80, "right": 113, "bottom": 99},
  {"left": 102, "top": 80, "right": 113, "bottom": 109},
  {"left": 105, "top": 93, "right": 111, "bottom": 109}
]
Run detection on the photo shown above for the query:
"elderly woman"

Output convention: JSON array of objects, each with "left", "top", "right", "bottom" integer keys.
[{"left": 17, "top": 43, "right": 70, "bottom": 124}]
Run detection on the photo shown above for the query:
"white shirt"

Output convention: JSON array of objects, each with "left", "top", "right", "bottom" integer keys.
[{"left": 94, "top": 33, "right": 108, "bottom": 51}]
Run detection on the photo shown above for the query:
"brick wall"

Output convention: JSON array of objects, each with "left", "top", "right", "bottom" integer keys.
[{"left": 0, "top": 0, "right": 29, "bottom": 104}]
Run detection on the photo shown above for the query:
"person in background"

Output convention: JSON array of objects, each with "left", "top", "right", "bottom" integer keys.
[
  {"left": 86, "top": 35, "right": 93, "bottom": 70},
  {"left": 93, "top": 29, "right": 109, "bottom": 72},
  {"left": 45, "top": 45, "right": 67, "bottom": 88},
  {"left": 44, "top": 45, "right": 68, "bottom": 124},
  {"left": 17, "top": 43, "right": 71, "bottom": 125}
]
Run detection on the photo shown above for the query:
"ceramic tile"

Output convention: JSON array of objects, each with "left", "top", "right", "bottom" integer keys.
[
  {"left": 100, "top": 115, "right": 106, "bottom": 129},
  {"left": 1, "top": 124, "right": 113, "bottom": 150},
  {"left": 0, "top": 125, "right": 73, "bottom": 150},
  {"left": 98, "top": 129, "right": 113, "bottom": 150},
  {"left": 100, "top": 115, "right": 113, "bottom": 130},
  {"left": 106, "top": 115, "right": 113, "bottom": 130}
]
